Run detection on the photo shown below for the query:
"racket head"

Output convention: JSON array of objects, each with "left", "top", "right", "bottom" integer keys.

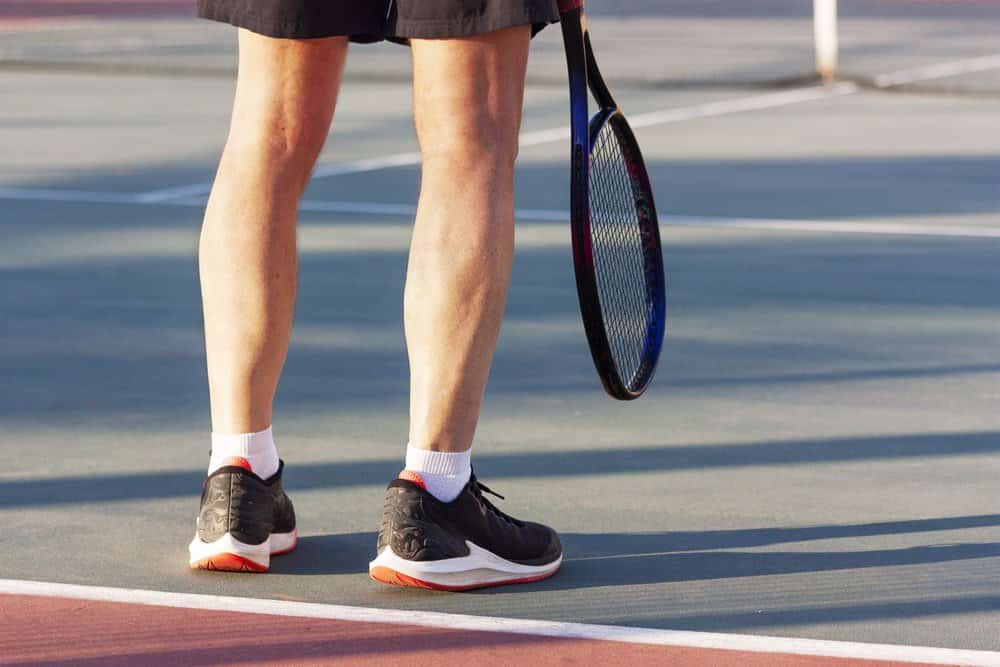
[
  {"left": 575, "top": 108, "right": 666, "bottom": 400},
  {"left": 561, "top": 6, "right": 666, "bottom": 400}
]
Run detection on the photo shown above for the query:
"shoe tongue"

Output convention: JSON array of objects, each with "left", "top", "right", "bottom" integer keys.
[
  {"left": 398, "top": 470, "right": 427, "bottom": 490},
  {"left": 221, "top": 456, "right": 253, "bottom": 472}
]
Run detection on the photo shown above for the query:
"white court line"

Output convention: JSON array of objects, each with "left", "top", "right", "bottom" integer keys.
[
  {"left": 626, "top": 83, "right": 858, "bottom": 129},
  {"left": 135, "top": 83, "right": 856, "bottom": 202},
  {"left": 136, "top": 151, "right": 428, "bottom": 202},
  {"left": 299, "top": 198, "right": 568, "bottom": 222},
  {"left": 670, "top": 215, "right": 1000, "bottom": 239},
  {"left": 874, "top": 53, "right": 1000, "bottom": 88},
  {"left": 310, "top": 150, "right": 423, "bottom": 179},
  {"left": 297, "top": 202, "right": 1000, "bottom": 239},
  {"left": 3, "top": 187, "right": 1000, "bottom": 238},
  {"left": 1, "top": 579, "right": 997, "bottom": 665},
  {"left": 0, "top": 186, "right": 141, "bottom": 204},
  {"left": 298, "top": 197, "right": 416, "bottom": 216},
  {"left": 132, "top": 182, "right": 221, "bottom": 204}
]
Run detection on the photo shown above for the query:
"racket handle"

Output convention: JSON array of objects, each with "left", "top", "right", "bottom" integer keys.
[{"left": 558, "top": 0, "right": 583, "bottom": 13}]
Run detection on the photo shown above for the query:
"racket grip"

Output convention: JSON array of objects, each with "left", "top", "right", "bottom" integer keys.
[{"left": 557, "top": 0, "right": 583, "bottom": 13}]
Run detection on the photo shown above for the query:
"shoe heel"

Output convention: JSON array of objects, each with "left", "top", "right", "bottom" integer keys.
[{"left": 189, "top": 532, "right": 271, "bottom": 572}]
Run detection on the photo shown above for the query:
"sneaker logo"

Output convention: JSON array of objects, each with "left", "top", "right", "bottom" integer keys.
[{"left": 398, "top": 470, "right": 427, "bottom": 490}]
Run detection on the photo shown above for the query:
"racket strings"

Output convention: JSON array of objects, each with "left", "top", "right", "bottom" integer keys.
[{"left": 588, "top": 118, "right": 650, "bottom": 388}]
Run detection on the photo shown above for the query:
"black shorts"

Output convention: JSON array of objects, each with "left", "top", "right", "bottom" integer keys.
[{"left": 197, "top": 0, "right": 561, "bottom": 43}]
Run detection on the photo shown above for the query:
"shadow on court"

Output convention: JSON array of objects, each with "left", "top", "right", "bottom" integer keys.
[
  {"left": 264, "top": 528, "right": 1000, "bottom": 634},
  {"left": 4, "top": 153, "right": 1000, "bottom": 430},
  {"left": 548, "top": 541, "right": 1000, "bottom": 589},
  {"left": 266, "top": 514, "right": 1000, "bottom": 576},
  {"left": 2, "top": 431, "right": 999, "bottom": 508}
]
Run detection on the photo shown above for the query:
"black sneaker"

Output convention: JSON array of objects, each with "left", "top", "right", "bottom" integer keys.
[
  {"left": 369, "top": 470, "right": 562, "bottom": 590},
  {"left": 188, "top": 458, "right": 297, "bottom": 572}
]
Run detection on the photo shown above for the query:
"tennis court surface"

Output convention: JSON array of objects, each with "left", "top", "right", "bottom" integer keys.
[{"left": 1, "top": 1, "right": 999, "bottom": 665}]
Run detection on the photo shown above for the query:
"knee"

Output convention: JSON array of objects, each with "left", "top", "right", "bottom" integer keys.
[
  {"left": 417, "top": 112, "right": 520, "bottom": 177},
  {"left": 223, "top": 114, "right": 328, "bottom": 190}
]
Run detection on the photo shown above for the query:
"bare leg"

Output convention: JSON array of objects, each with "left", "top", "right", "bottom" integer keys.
[
  {"left": 406, "top": 26, "right": 531, "bottom": 453},
  {"left": 200, "top": 30, "right": 348, "bottom": 434}
]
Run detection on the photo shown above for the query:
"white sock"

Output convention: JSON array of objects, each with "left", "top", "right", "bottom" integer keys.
[
  {"left": 208, "top": 425, "right": 280, "bottom": 480},
  {"left": 402, "top": 444, "right": 472, "bottom": 503}
]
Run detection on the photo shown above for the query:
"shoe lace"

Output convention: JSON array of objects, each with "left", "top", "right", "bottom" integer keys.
[{"left": 469, "top": 472, "right": 523, "bottom": 526}]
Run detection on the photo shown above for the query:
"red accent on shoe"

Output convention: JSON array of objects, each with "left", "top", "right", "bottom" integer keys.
[
  {"left": 221, "top": 456, "right": 253, "bottom": 472},
  {"left": 369, "top": 565, "right": 559, "bottom": 591},
  {"left": 398, "top": 470, "right": 427, "bottom": 490},
  {"left": 190, "top": 553, "right": 267, "bottom": 573}
]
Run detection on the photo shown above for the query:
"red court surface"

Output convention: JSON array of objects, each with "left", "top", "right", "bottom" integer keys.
[{"left": 0, "top": 593, "right": 947, "bottom": 667}]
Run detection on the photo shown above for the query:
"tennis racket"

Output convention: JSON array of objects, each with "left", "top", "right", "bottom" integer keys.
[{"left": 559, "top": 1, "right": 666, "bottom": 400}]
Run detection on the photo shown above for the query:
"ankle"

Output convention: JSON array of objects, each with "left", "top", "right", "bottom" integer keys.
[
  {"left": 402, "top": 444, "right": 472, "bottom": 503},
  {"left": 208, "top": 425, "right": 280, "bottom": 479}
]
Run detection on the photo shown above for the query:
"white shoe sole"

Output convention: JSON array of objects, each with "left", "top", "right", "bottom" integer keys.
[
  {"left": 369, "top": 540, "right": 561, "bottom": 590},
  {"left": 188, "top": 529, "right": 297, "bottom": 572}
]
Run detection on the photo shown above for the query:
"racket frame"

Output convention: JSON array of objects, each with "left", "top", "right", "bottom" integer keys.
[{"left": 560, "top": 6, "right": 666, "bottom": 400}]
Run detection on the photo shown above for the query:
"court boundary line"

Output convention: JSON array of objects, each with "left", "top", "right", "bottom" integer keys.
[
  {"left": 2, "top": 187, "right": 999, "bottom": 239},
  {"left": 668, "top": 215, "right": 1000, "bottom": 239},
  {"left": 873, "top": 53, "right": 1000, "bottom": 88},
  {"left": 1, "top": 578, "right": 998, "bottom": 665}
]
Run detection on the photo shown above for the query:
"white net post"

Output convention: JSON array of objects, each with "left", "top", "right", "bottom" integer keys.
[{"left": 813, "top": 0, "right": 839, "bottom": 82}]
